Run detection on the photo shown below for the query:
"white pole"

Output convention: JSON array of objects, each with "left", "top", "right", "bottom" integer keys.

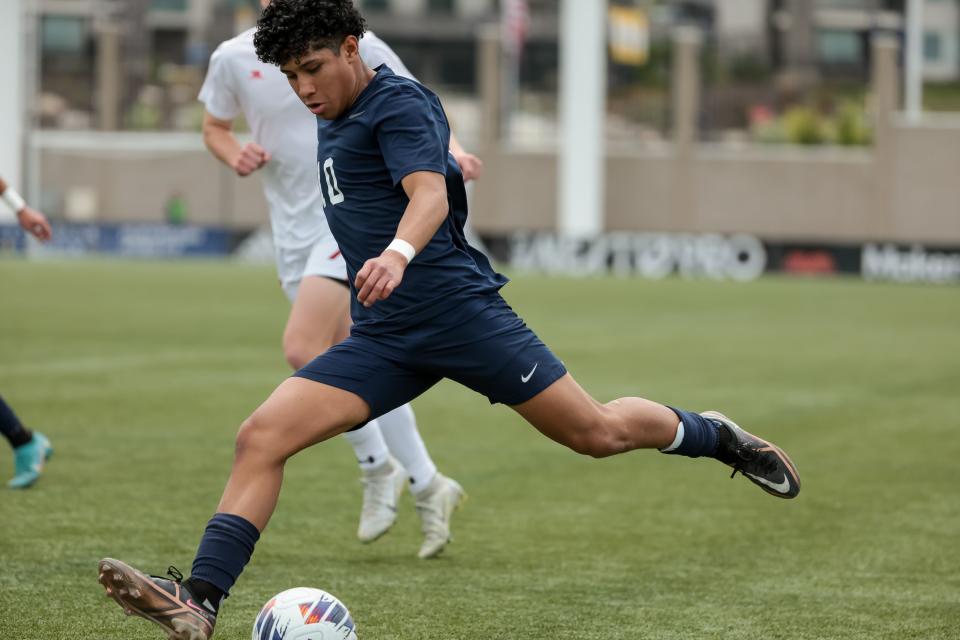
[
  {"left": 0, "top": 0, "right": 25, "bottom": 221},
  {"left": 905, "top": 0, "right": 925, "bottom": 122},
  {"left": 500, "top": 39, "right": 519, "bottom": 143},
  {"left": 559, "top": 0, "right": 606, "bottom": 237}
]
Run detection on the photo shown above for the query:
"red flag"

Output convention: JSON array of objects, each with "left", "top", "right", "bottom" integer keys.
[{"left": 501, "top": 0, "right": 530, "bottom": 59}]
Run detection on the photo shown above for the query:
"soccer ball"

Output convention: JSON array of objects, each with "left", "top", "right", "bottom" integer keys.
[{"left": 252, "top": 587, "right": 358, "bottom": 640}]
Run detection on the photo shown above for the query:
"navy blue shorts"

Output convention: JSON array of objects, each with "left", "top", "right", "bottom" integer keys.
[{"left": 294, "top": 295, "right": 567, "bottom": 422}]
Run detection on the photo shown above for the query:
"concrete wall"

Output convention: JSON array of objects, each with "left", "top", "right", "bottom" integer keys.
[
  {"left": 888, "top": 115, "right": 960, "bottom": 241},
  {"left": 34, "top": 132, "right": 268, "bottom": 227},
  {"left": 470, "top": 124, "right": 960, "bottom": 244},
  {"left": 34, "top": 119, "right": 960, "bottom": 245},
  {"left": 468, "top": 27, "right": 960, "bottom": 246},
  {"left": 31, "top": 28, "right": 960, "bottom": 247},
  {"left": 922, "top": 0, "right": 960, "bottom": 81}
]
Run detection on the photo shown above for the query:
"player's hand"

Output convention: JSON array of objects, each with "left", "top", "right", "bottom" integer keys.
[
  {"left": 355, "top": 250, "right": 407, "bottom": 308},
  {"left": 16, "top": 207, "right": 52, "bottom": 242},
  {"left": 232, "top": 143, "right": 271, "bottom": 177},
  {"left": 454, "top": 151, "right": 483, "bottom": 182}
]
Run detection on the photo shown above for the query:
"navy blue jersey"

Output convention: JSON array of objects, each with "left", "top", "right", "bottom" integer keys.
[{"left": 316, "top": 65, "right": 507, "bottom": 333}]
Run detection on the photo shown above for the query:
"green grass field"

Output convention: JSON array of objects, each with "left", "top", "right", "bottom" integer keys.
[{"left": 1, "top": 260, "right": 959, "bottom": 639}]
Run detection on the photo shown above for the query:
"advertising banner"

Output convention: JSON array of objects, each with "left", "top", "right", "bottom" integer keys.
[
  {"left": 1, "top": 223, "right": 239, "bottom": 258},
  {"left": 5, "top": 224, "right": 959, "bottom": 285},
  {"left": 481, "top": 233, "right": 960, "bottom": 285}
]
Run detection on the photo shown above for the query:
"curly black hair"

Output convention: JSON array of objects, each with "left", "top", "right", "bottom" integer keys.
[{"left": 254, "top": 0, "right": 367, "bottom": 66}]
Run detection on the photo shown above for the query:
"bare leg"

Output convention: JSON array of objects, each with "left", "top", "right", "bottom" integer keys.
[
  {"left": 95, "top": 376, "right": 371, "bottom": 640},
  {"left": 285, "top": 275, "right": 389, "bottom": 475},
  {"left": 513, "top": 373, "right": 801, "bottom": 500},
  {"left": 511, "top": 374, "right": 678, "bottom": 458},
  {"left": 282, "top": 274, "right": 450, "bottom": 550},
  {"left": 282, "top": 275, "right": 351, "bottom": 369},
  {"left": 217, "top": 377, "right": 369, "bottom": 530}
]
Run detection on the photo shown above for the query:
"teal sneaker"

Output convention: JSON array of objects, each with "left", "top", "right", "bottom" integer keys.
[{"left": 8, "top": 432, "right": 53, "bottom": 489}]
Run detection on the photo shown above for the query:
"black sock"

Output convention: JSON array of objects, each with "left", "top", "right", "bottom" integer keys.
[
  {"left": 0, "top": 396, "right": 33, "bottom": 449},
  {"left": 182, "top": 577, "right": 225, "bottom": 614},
  {"left": 713, "top": 421, "right": 737, "bottom": 464}
]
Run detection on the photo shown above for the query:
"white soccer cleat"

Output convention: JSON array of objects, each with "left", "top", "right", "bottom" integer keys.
[
  {"left": 415, "top": 473, "right": 466, "bottom": 559},
  {"left": 357, "top": 456, "right": 407, "bottom": 543}
]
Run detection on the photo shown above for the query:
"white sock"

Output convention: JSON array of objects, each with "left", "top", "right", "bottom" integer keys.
[
  {"left": 376, "top": 403, "right": 437, "bottom": 495},
  {"left": 660, "top": 421, "right": 685, "bottom": 453},
  {"left": 342, "top": 420, "right": 390, "bottom": 471}
]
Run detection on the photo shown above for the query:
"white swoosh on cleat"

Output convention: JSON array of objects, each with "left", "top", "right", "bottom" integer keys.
[{"left": 745, "top": 472, "right": 791, "bottom": 494}]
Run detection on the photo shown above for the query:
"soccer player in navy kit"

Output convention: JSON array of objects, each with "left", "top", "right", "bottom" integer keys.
[
  {"left": 199, "top": 5, "right": 468, "bottom": 559},
  {"left": 97, "top": 2, "right": 801, "bottom": 638}
]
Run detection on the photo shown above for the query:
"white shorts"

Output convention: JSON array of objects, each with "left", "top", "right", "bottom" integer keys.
[{"left": 276, "top": 234, "right": 348, "bottom": 303}]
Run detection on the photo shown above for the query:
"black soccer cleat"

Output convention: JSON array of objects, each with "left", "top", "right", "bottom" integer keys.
[
  {"left": 98, "top": 558, "right": 217, "bottom": 640},
  {"left": 703, "top": 411, "right": 801, "bottom": 499}
]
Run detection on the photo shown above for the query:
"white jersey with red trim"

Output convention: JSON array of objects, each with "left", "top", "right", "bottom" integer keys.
[{"left": 199, "top": 29, "right": 417, "bottom": 252}]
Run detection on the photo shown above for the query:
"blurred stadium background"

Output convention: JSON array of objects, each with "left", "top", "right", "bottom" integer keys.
[
  {"left": 0, "top": 0, "right": 958, "bottom": 281},
  {"left": 2, "top": 2, "right": 960, "bottom": 639}
]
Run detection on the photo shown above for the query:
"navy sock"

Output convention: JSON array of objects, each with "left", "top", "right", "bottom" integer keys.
[
  {"left": 189, "top": 513, "right": 260, "bottom": 601},
  {"left": 661, "top": 407, "right": 720, "bottom": 458},
  {"left": 0, "top": 396, "right": 33, "bottom": 449}
]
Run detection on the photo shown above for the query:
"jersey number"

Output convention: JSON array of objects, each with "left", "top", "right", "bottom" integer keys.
[{"left": 318, "top": 158, "right": 345, "bottom": 206}]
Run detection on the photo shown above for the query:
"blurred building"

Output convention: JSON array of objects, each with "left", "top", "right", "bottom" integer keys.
[
  {"left": 360, "top": 0, "right": 558, "bottom": 91},
  {"left": 34, "top": 0, "right": 256, "bottom": 130},
  {"left": 15, "top": 0, "right": 960, "bottom": 264},
  {"left": 30, "top": 0, "right": 960, "bottom": 132},
  {"left": 652, "top": 1, "right": 959, "bottom": 81},
  {"left": 918, "top": 0, "right": 960, "bottom": 79},
  {"left": 770, "top": 0, "right": 958, "bottom": 81}
]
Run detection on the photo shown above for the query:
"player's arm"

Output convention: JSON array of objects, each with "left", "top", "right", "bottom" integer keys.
[
  {"left": 0, "top": 176, "right": 52, "bottom": 242},
  {"left": 201, "top": 111, "right": 271, "bottom": 177},
  {"left": 355, "top": 171, "right": 448, "bottom": 308},
  {"left": 448, "top": 132, "right": 483, "bottom": 182}
]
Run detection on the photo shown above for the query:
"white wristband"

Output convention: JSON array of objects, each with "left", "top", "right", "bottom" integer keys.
[
  {"left": 1, "top": 187, "right": 26, "bottom": 214},
  {"left": 386, "top": 238, "right": 416, "bottom": 264}
]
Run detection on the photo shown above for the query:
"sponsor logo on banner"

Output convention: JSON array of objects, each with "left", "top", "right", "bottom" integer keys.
[
  {"left": 3, "top": 223, "right": 237, "bottom": 258},
  {"left": 782, "top": 250, "right": 838, "bottom": 275},
  {"left": 862, "top": 244, "right": 960, "bottom": 284},
  {"left": 508, "top": 232, "right": 767, "bottom": 281}
]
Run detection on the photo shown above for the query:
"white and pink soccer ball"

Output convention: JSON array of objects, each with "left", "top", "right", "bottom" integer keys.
[{"left": 252, "top": 587, "right": 358, "bottom": 640}]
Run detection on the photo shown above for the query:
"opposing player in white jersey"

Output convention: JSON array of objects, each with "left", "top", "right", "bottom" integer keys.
[{"left": 198, "top": 11, "right": 479, "bottom": 559}]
